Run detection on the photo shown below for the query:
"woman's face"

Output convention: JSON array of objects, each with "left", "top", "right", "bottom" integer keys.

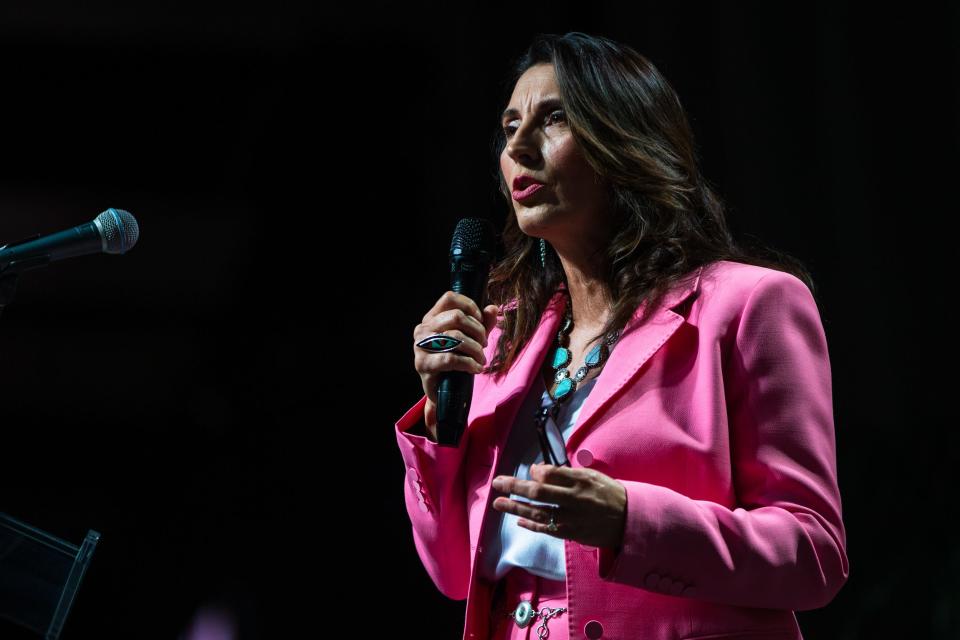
[{"left": 499, "top": 63, "right": 610, "bottom": 247}]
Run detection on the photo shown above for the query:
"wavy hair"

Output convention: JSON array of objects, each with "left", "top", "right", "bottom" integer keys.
[{"left": 481, "top": 31, "right": 817, "bottom": 380}]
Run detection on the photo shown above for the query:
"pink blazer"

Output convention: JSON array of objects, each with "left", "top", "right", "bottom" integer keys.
[{"left": 394, "top": 259, "right": 849, "bottom": 640}]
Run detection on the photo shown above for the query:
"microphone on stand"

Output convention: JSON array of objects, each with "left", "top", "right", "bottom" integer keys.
[
  {"left": 0, "top": 208, "right": 139, "bottom": 312},
  {"left": 0, "top": 208, "right": 139, "bottom": 273}
]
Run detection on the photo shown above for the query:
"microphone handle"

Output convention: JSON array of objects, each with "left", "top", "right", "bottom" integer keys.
[
  {"left": 435, "top": 371, "right": 473, "bottom": 447},
  {"left": 435, "top": 256, "right": 490, "bottom": 447},
  {"left": 0, "top": 222, "right": 103, "bottom": 272}
]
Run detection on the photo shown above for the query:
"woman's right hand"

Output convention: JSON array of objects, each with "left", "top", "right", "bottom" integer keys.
[{"left": 413, "top": 291, "right": 500, "bottom": 441}]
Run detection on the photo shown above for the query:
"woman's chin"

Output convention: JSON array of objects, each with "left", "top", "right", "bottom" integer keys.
[{"left": 515, "top": 206, "right": 555, "bottom": 226}]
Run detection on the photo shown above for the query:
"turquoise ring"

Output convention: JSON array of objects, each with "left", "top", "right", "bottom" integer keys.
[{"left": 416, "top": 333, "right": 463, "bottom": 353}]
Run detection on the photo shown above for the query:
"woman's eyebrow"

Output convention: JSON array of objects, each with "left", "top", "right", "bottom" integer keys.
[{"left": 501, "top": 97, "right": 562, "bottom": 122}]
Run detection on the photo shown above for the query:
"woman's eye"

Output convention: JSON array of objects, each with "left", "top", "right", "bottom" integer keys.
[{"left": 502, "top": 110, "right": 564, "bottom": 138}]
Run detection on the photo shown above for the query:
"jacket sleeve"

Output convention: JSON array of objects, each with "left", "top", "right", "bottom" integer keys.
[
  {"left": 396, "top": 394, "right": 472, "bottom": 601},
  {"left": 595, "top": 270, "right": 850, "bottom": 611}
]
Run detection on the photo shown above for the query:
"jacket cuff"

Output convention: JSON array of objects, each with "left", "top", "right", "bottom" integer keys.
[
  {"left": 595, "top": 480, "right": 702, "bottom": 600},
  {"left": 395, "top": 394, "right": 470, "bottom": 511},
  {"left": 596, "top": 478, "right": 654, "bottom": 583}
]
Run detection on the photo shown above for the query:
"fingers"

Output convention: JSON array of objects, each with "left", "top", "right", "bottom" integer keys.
[
  {"left": 424, "top": 290, "right": 484, "bottom": 327},
  {"left": 414, "top": 293, "right": 499, "bottom": 405},
  {"left": 491, "top": 469, "right": 574, "bottom": 505},
  {"left": 422, "top": 349, "right": 486, "bottom": 374},
  {"left": 491, "top": 495, "right": 560, "bottom": 530},
  {"left": 492, "top": 466, "right": 628, "bottom": 548},
  {"left": 529, "top": 462, "right": 580, "bottom": 488},
  {"left": 414, "top": 325, "right": 486, "bottom": 371},
  {"left": 415, "top": 293, "right": 489, "bottom": 363},
  {"left": 482, "top": 304, "right": 500, "bottom": 335},
  {"left": 430, "top": 307, "right": 487, "bottom": 348},
  {"left": 418, "top": 294, "right": 497, "bottom": 355},
  {"left": 417, "top": 351, "right": 486, "bottom": 403}
]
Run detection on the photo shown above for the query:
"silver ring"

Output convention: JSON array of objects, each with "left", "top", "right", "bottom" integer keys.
[
  {"left": 546, "top": 507, "right": 559, "bottom": 532},
  {"left": 416, "top": 333, "right": 463, "bottom": 353}
]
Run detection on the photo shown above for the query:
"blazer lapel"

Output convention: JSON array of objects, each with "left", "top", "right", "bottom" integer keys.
[
  {"left": 564, "top": 265, "right": 703, "bottom": 452},
  {"left": 467, "top": 264, "right": 703, "bottom": 455},
  {"left": 467, "top": 288, "right": 568, "bottom": 449}
]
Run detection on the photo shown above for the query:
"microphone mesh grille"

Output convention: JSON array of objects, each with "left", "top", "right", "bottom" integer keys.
[
  {"left": 450, "top": 218, "right": 494, "bottom": 256},
  {"left": 96, "top": 209, "right": 140, "bottom": 254}
]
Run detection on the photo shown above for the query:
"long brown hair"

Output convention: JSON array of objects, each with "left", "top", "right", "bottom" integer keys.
[{"left": 482, "top": 32, "right": 817, "bottom": 381}]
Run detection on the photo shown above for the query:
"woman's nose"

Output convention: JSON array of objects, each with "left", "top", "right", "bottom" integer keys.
[{"left": 505, "top": 126, "right": 540, "bottom": 164}]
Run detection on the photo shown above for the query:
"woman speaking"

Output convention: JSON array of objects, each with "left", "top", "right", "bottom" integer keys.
[{"left": 395, "top": 32, "right": 849, "bottom": 640}]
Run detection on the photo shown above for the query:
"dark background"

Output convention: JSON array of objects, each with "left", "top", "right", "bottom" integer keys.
[{"left": 0, "top": 2, "right": 956, "bottom": 638}]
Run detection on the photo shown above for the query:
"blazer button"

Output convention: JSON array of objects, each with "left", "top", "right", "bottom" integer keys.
[
  {"left": 583, "top": 619, "right": 604, "bottom": 638},
  {"left": 658, "top": 576, "right": 673, "bottom": 592},
  {"left": 682, "top": 586, "right": 697, "bottom": 597},
  {"left": 576, "top": 449, "right": 594, "bottom": 467},
  {"left": 669, "top": 581, "right": 684, "bottom": 596},
  {"left": 644, "top": 572, "right": 660, "bottom": 589}
]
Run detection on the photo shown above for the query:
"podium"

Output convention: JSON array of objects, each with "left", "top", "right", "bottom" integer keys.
[{"left": 0, "top": 512, "right": 100, "bottom": 639}]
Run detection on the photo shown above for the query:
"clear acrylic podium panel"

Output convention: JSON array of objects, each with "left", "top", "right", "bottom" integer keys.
[{"left": 0, "top": 512, "right": 100, "bottom": 639}]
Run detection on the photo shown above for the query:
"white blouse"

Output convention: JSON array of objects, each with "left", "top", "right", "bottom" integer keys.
[{"left": 477, "top": 373, "right": 599, "bottom": 583}]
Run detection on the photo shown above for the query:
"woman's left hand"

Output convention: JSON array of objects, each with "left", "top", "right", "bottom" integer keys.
[{"left": 490, "top": 463, "right": 627, "bottom": 549}]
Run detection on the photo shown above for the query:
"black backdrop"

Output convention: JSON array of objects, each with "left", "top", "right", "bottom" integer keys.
[{"left": 0, "top": 2, "right": 955, "bottom": 639}]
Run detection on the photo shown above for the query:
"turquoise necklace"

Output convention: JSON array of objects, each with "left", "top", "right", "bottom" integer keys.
[{"left": 546, "top": 292, "right": 620, "bottom": 403}]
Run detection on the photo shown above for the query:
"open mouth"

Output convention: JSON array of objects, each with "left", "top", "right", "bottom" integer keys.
[{"left": 512, "top": 183, "right": 545, "bottom": 201}]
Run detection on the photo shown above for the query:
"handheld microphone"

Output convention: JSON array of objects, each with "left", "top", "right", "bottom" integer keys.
[
  {"left": 0, "top": 208, "right": 139, "bottom": 274},
  {"left": 435, "top": 217, "right": 495, "bottom": 447}
]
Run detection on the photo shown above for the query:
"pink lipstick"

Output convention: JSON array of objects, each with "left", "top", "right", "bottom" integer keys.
[{"left": 512, "top": 183, "right": 545, "bottom": 201}]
